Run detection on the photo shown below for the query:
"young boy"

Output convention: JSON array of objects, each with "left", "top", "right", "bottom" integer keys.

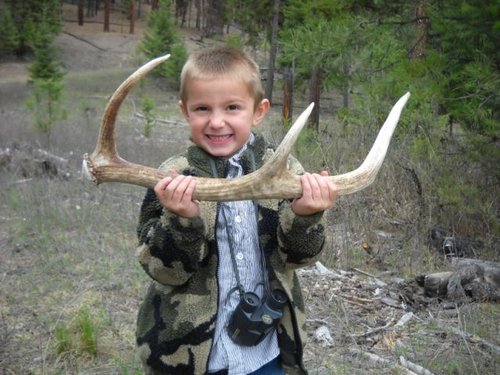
[{"left": 135, "top": 46, "right": 337, "bottom": 375}]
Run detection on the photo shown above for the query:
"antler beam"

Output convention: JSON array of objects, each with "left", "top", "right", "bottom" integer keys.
[{"left": 82, "top": 55, "right": 410, "bottom": 201}]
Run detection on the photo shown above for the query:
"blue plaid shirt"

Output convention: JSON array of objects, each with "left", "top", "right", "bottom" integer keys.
[{"left": 208, "top": 135, "right": 280, "bottom": 374}]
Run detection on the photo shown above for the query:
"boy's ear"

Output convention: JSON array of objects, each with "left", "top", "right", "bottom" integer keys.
[
  {"left": 253, "top": 99, "right": 270, "bottom": 126},
  {"left": 179, "top": 100, "right": 189, "bottom": 119}
]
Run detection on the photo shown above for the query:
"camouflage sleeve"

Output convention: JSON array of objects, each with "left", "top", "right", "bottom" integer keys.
[
  {"left": 135, "top": 188, "right": 207, "bottom": 286},
  {"left": 277, "top": 202, "right": 326, "bottom": 268},
  {"left": 276, "top": 155, "right": 327, "bottom": 269}
]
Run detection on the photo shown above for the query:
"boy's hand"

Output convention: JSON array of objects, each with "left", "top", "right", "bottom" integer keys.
[
  {"left": 154, "top": 170, "right": 200, "bottom": 218},
  {"left": 291, "top": 171, "right": 337, "bottom": 216}
]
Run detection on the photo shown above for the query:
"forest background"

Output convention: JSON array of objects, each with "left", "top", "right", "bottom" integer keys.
[{"left": 0, "top": 0, "right": 498, "bottom": 374}]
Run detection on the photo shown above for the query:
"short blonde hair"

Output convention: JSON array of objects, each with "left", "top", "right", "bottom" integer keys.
[{"left": 179, "top": 46, "right": 264, "bottom": 107}]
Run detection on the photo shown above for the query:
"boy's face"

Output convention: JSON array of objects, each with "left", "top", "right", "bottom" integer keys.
[{"left": 179, "top": 76, "right": 270, "bottom": 158}]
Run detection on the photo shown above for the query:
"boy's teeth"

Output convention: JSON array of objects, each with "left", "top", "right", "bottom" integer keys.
[{"left": 209, "top": 135, "right": 230, "bottom": 141}]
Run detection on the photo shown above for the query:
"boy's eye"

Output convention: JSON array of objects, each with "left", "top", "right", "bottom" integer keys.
[
  {"left": 227, "top": 104, "right": 239, "bottom": 111},
  {"left": 194, "top": 106, "right": 208, "bottom": 112}
]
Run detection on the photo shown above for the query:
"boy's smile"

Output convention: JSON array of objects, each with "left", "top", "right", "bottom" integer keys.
[{"left": 180, "top": 77, "right": 269, "bottom": 158}]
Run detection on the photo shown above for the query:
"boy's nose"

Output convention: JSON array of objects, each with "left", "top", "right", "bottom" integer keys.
[{"left": 209, "top": 111, "right": 225, "bottom": 128}]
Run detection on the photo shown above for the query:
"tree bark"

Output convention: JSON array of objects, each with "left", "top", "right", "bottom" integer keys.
[
  {"left": 78, "top": 0, "right": 85, "bottom": 26},
  {"left": 342, "top": 56, "right": 350, "bottom": 108},
  {"left": 137, "top": 0, "right": 142, "bottom": 18},
  {"left": 308, "top": 65, "right": 321, "bottom": 130},
  {"left": 129, "top": 0, "right": 136, "bottom": 34},
  {"left": 282, "top": 65, "right": 294, "bottom": 124},
  {"left": 265, "top": 0, "right": 280, "bottom": 102},
  {"left": 175, "top": 0, "right": 188, "bottom": 27},
  {"left": 86, "top": 0, "right": 98, "bottom": 17},
  {"left": 195, "top": 0, "right": 202, "bottom": 30},
  {"left": 103, "top": 0, "right": 110, "bottom": 32},
  {"left": 409, "top": 0, "right": 429, "bottom": 59},
  {"left": 204, "top": 0, "right": 225, "bottom": 37}
]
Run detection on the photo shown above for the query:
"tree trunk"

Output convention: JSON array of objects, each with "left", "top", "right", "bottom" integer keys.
[
  {"left": 282, "top": 65, "right": 294, "bottom": 124},
  {"left": 151, "top": 0, "right": 159, "bottom": 11},
  {"left": 265, "top": 0, "right": 280, "bottom": 102},
  {"left": 137, "top": 0, "right": 142, "bottom": 18},
  {"left": 187, "top": 0, "right": 192, "bottom": 28},
  {"left": 204, "top": 0, "right": 225, "bottom": 37},
  {"left": 409, "top": 0, "right": 429, "bottom": 60},
  {"left": 78, "top": 0, "right": 85, "bottom": 25},
  {"left": 103, "top": 0, "right": 110, "bottom": 32},
  {"left": 129, "top": 0, "right": 136, "bottom": 34},
  {"left": 175, "top": 0, "right": 188, "bottom": 27},
  {"left": 86, "top": 0, "right": 97, "bottom": 17},
  {"left": 308, "top": 65, "right": 321, "bottom": 130},
  {"left": 342, "top": 55, "right": 350, "bottom": 108},
  {"left": 195, "top": 0, "right": 202, "bottom": 30}
]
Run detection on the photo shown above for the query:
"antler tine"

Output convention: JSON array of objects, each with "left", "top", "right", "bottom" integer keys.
[
  {"left": 95, "top": 54, "right": 171, "bottom": 159},
  {"left": 82, "top": 55, "right": 171, "bottom": 187},
  {"left": 330, "top": 92, "right": 411, "bottom": 195},
  {"left": 265, "top": 102, "right": 315, "bottom": 170},
  {"left": 83, "top": 54, "right": 410, "bottom": 201}
]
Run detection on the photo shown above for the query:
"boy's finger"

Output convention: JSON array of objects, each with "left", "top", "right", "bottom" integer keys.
[
  {"left": 161, "top": 176, "right": 184, "bottom": 201},
  {"left": 179, "top": 176, "right": 196, "bottom": 201},
  {"left": 155, "top": 176, "right": 173, "bottom": 192},
  {"left": 300, "top": 173, "right": 312, "bottom": 197},
  {"left": 308, "top": 173, "right": 328, "bottom": 200},
  {"left": 308, "top": 173, "right": 322, "bottom": 199},
  {"left": 313, "top": 173, "right": 333, "bottom": 200},
  {"left": 167, "top": 175, "right": 190, "bottom": 198}
]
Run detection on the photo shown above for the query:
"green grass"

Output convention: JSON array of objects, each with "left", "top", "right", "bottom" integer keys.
[
  {"left": 54, "top": 323, "right": 72, "bottom": 354},
  {"left": 75, "top": 306, "right": 109, "bottom": 357}
]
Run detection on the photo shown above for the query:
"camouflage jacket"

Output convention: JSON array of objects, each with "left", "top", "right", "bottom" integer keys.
[{"left": 135, "top": 134, "right": 328, "bottom": 374}]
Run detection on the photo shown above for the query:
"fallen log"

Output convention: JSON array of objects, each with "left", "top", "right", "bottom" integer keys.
[
  {"left": 349, "top": 348, "right": 419, "bottom": 375},
  {"left": 0, "top": 144, "right": 70, "bottom": 179},
  {"left": 399, "top": 356, "right": 436, "bottom": 375},
  {"left": 416, "top": 258, "right": 500, "bottom": 302},
  {"left": 449, "top": 326, "right": 500, "bottom": 355}
]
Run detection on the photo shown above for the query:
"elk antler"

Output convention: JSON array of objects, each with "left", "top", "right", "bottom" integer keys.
[{"left": 82, "top": 54, "right": 410, "bottom": 201}]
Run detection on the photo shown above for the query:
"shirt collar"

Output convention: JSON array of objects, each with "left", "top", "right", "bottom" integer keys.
[{"left": 228, "top": 133, "right": 255, "bottom": 166}]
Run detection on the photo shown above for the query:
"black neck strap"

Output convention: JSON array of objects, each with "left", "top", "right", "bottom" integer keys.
[{"left": 209, "top": 149, "right": 270, "bottom": 301}]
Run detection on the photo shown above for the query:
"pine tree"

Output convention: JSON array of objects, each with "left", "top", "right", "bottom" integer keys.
[
  {"left": 139, "top": 0, "right": 187, "bottom": 86},
  {"left": 428, "top": 0, "right": 499, "bottom": 137},
  {"left": 25, "top": 10, "right": 65, "bottom": 148},
  {"left": 0, "top": 5, "right": 20, "bottom": 55},
  {"left": 4, "top": 0, "right": 61, "bottom": 57}
]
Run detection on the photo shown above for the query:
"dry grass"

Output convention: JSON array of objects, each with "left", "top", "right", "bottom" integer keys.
[{"left": 0, "top": 173, "right": 146, "bottom": 373}]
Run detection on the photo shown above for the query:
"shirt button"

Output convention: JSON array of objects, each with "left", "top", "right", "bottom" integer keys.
[
  {"left": 235, "top": 215, "right": 242, "bottom": 223},
  {"left": 236, "top": 252, "right": 244, "bottom": 260}
]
